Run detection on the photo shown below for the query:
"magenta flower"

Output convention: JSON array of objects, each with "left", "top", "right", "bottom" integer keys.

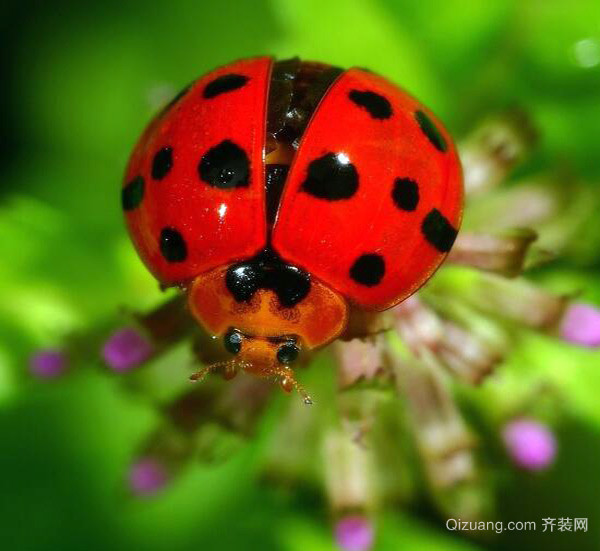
[
  {"left": 335, "top": 515, "right": 374, "bottom": 551},
  {"left": 502, "top": 419, "right": 557, "bottom": 471},
  {"left": 128, "top": 458, "right": 169, "bottom": 496},
  {"left": 559, "top": 302, "right": 600, "bottom": 348},
  {"left": 102, "top": 327, "right": 154, "bottom": 372},
  {"left": 29, "top": 349, "right": 67, "bottom": 378}
]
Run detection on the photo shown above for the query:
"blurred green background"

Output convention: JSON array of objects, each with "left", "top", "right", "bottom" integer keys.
[{"left": 1, "top": 0, "right": 600, "bottom": 549}]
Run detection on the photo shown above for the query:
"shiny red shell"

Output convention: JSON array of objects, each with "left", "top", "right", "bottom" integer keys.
[
  {"left": 123, "top": 57, "right": 463, "bottom": 311},
  {"left": 123, "top": 58, "right": 270, "bottom": 284}
]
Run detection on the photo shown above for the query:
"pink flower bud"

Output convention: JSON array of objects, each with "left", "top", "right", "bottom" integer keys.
[
  {"left": 559, "top": 302, "right": 600, "bottom": 348},
  {"left": 502, "top": 419, "right": 557, "bottom": 471},
  {"left": 128, "top": 458, "right": 169, "bottom": 496},
  {"left": 102, "top": 327, "right": 154, "bottom": 371},
  {"left": 335, "top": 515, "right": 374, "bottom": 551},
  {"left": 30, "top": 349, "right": 67, "bottom": 378}
]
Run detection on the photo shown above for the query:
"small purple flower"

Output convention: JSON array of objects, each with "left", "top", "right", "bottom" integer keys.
[
  {"left": 559, "top": 302, "right": 600, "bottom": 348},
  {"left": 128, "top": 458, "right": 169, "bottom": 496},
  {"left": 502, "top": 419, "right": 557, "bottom": 471},
  {"left": 335, "top": 515, "right": 374, "bottom": 551},
  {"left": 29, "top": 349, "right": 67, "bottom": 378},
  {"left": 102, "top": 327, "right": 154, "bottom": 372}
]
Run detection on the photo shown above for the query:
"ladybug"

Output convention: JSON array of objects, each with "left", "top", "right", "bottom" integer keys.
[{"left": 122, "top": 57, "right": 463, "bottom": 402}]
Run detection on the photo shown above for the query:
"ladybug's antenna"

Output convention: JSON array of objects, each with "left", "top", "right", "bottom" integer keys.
[
  {"left": 189, "top": 360, "right": 239, "bottom": 383},
  {"left": 274, "top": 367, "right": 313, "bottom": 405}
]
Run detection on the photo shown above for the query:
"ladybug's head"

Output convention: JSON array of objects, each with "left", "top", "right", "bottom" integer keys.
[
  {"left": 189, "top": 327, "right": 311, "bottom": 402},
  {"left": 186, "top": 263, "right": 349, "bottom": 401},
  {"left": 221, "top": 328, "right": 312, "bottom": 402}
]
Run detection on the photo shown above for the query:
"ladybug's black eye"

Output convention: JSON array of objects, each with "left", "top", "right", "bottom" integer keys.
[
  {"left": 223, "top": 329, "right": 242, "bottom": 355},
  {"left": 277, "top": 342, "right": 299, "bottom": 365}
]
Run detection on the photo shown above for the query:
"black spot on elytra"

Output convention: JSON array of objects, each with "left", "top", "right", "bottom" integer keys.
[
  {"left": 392, "top": 177, "right": 419, "bottom": 211},
  {"left": 151, "top": 147, "right": 173, "bottom": 180},
  {"left": 415, "top": 110, "right": 447, "bottom": 152},
  {"left": 348, "top": 90, "right": 392, "bottom": 119},
  {"left": 198, "top": 140, "right": 250, "bottom": 189},
  {"left": 349, "top": 254, "right": 385, "bottom": 286},
  {"left": 421, "top": 209, "right": 457, "bottom": 253},
  {"left": 226, "top": 249, "right": 311, "bottom": 308},
  {"left": 122, "top": 176, "right": 144, "bottom": 211},
  {"left": 301, "top": 152, "right": 358, "bottom": 200},
  {"left": 203, "top": 74, "right": 249, "bottom": 99},
  {"left": 160, "top": 227, "right": 187, "bottom": 262}
]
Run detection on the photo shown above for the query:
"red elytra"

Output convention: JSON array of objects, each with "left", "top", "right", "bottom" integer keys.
[
  {"left": 122, "top": 57, "right": 463, "bottom": 394},
  {"left": 272, "top": 68, "right": 462, "bottom": 310},
  {"left": 123, "top": 57, "right": 270, "bottom": 284}
]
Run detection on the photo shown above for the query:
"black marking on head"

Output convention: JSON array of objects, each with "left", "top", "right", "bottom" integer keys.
[
  {"left": 348, "top": 89, "right": 392, "bottom": 119},
  {"left": 392, "top": 177, "right": 419, "bottom": 211},
  {"left": 223, "top": 329, "right": 243, "bottom": 355},
  {"left": 415, "top": 110, "right": 447, "bottom": 152},
  {"left": 301, "top": 152, "right": 358, "bottom": 200},
  {"left": 266, "top": 164, "right": 289, "bottom": 226},
  {"left": 421, "top": 208, "right": 457, "bottom": 253},
  {"left": 225, "top": 248, "right": 311, "bottom": 308},
  {"left": 350, "top": 254, "right": 385, "bottom": 286},
  {"left": 122, "top": 176, "right": 144, "bottom": 211},
  {"left": 159, "top": 227, "right": 188, "bottom": 262},
  {"left": 151, "top": 146, "right": 173, "bottom": 180},
  {"left": 277, "top": 342, "right": 299, "bottom": 365},
  {"left": 203, "top": 74, "right": 249, "bottom": 99},
  {"left": 198, "top": 140, "right": 250, "bottom": 189},
  {"left": 269, "top": 264, "right": 311, "bottom": 308},
  {"left": 226, "top": 264, "right": 262, "bottom": 302}
]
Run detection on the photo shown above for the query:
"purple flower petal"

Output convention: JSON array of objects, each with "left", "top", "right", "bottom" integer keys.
[
  {"left": 128, "top": 458, "right": 169, "bottom": 496},
  {"left": 29, "top": 349, "right": 67, "bottom": 378},
  {"left": 335, "top": 515, "right": 374, "bottom": 551},
  {"left": 502, "top": 419, "right": 557, "bottom": 471},
  {"left": 560, "top": 302, "right": 600, "bottom": 348},
  {"left": 102, "top": 327, "right": 154, "bottom": 372}
]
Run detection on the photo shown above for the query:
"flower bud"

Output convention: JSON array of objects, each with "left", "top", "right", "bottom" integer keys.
[
  {"left": 334, "top": 515, "right": 374, "bottom": 551},
  {"left": 459, "top": 110, "right": 537, "bottom": 196},
  {"left": 323, "top": 426, "right": 375, "bottom": 515},
  {"left": 559, "top": 301, "right": 600, "bottom": 348},
  {"left": 334, "top": 337, "right": 386, "bottom": 389},
  {"left": 102, "top": 327, "right": 154, "bottom": 372},
  {"left": 29, "top": 348, "right": 68, "bottom": 378},
  {"left": 502, "top": 419, "right": 557, "bottom": 471},
  {"left": 128, "top": 457, "right": 170, "bottom": 496},
  {"left": 447, "top": 229, "right": 538, "bottom": 277}
]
